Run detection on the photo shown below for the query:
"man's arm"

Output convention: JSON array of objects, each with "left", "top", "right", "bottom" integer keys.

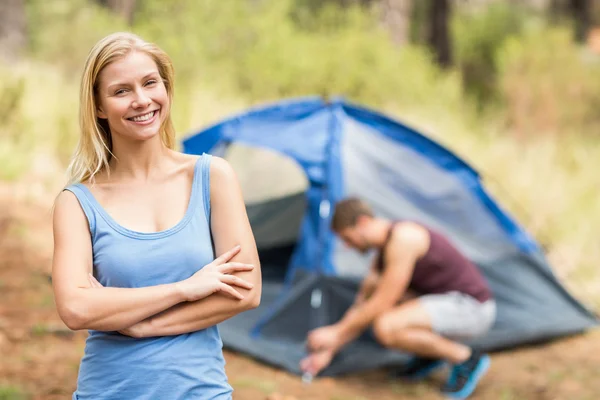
[
  {"left": 351, "top": 262, "right": 380, "bottom": 307},
  {"left": 125, "top": 157, "right": 262, "bottom": 338},
  {"left": 332, "top": 224, "right": 428, "bottom": 350}
]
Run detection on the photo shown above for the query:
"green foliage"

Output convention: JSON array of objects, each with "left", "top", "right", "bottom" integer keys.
[
  {"left": 452, "top": 3, "right": 528, "bottom": 107},
  {"left": 289, "top": 0, "right": 374, "bottom": 32},
  {"left": 230, "top": 377, "right": 278, "bottom": 394},
  {"left": 0, "top": 62, "right": 79, "bottom": 181},
  {"left": 132, "top": 0, "right": 459, "bottom": 108},
  {"left": 30, "top": 323, "right": 49, "bottom": 336},
  {"left": 0, "top": 70, "right": 30, "bottom": 181},
  {"left": 408, "top": 0, "right": 429, "bottom": 45},
  {"left": 25, "top": 0, "right": 127, "bottom": 75},
  {"left": 122, "top": 0, "right": 465, "bottom": 130},
  {"left": 0, "top": 385, "right": 27, "bottom": 400},
  {"left": 497, "top": 24, "right": 600, "bottom": 136},
  {"left": 0, "top": 77, "right": 25, "bottom": 125}
]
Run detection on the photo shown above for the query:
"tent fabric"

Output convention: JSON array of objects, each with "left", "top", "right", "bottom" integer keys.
[
  {"left": 246, "top": 192, "right": 306, "bottom": 249},
  {"left": 182, "top": 96, "right": 598, "bottom": 376},
  {"left": 218, "top": 274, "right": 412, "bottom": 377}
]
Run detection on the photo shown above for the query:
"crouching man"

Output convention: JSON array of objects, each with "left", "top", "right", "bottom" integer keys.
[{"left": 300, "top": 197, "right": 496, "bottom": 399}]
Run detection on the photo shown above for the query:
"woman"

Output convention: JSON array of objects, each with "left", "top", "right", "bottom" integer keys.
[{"left": 52, "top": 32, "right": 261, "bottom": 399}]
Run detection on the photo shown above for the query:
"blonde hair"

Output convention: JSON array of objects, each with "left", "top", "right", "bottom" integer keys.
[
  {"left": 331, "top": 197, "right": 374, "bottom": 232},
  {"left": 65, "top": 32, "right": 176, "bottom": 185}
]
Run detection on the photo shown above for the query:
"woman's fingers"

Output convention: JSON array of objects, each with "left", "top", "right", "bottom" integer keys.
[
  {"left": 218, "top": 262, "right": 254, "bottom": 274},
  {"left": 219, "top": 283, "right": 244, "bottom": 300},
  {"left": 212, "top": 245, "right": 241, "bottom": 265},
  {"left": 220, "top": 274, "right": 254, "bottom": 289}
]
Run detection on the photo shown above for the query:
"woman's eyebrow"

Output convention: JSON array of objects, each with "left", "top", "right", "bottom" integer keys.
[{"left": 106, "top": 72, "right": 159, "bottom": 91}]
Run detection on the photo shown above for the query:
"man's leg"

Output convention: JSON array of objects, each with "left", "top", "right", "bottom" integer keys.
[
  {"left": 372, "top": 299, "right": 471, "bottom": 364},
  {"left": 373, "top": 297, "right": 493, "bottom": 399}
]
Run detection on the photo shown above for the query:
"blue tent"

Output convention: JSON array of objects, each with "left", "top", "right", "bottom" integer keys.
[{"left": 183, "top": 96, "right": 598, "bottom": 376}]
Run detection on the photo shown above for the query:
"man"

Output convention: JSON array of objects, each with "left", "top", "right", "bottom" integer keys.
[{"left": 300, "top": 198, "right": 496, "bottom": 399}]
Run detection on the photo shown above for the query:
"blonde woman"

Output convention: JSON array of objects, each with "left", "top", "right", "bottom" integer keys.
[{"left": 52, "top": 32, "right": 261, "bottom": 399}]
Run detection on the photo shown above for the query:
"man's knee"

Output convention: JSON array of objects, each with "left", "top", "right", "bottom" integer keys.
[
  {"left": 373, "top": 314, "right": 398, "bottom": 347},
  {"left": 373, "top": 302, "right": 432, "bottom": 347}
]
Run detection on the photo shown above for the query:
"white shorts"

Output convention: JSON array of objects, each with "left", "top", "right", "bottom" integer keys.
[{"left": 419, "top": 291, "right": 496, "bottom": 340}]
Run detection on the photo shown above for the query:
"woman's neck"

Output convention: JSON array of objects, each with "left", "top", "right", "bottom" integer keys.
[{"left": 108, "top": 135, "right": 172, "bottom": 182}]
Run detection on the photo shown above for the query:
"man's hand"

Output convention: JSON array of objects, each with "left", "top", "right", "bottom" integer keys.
[
  {"left": 307, "top": 324, "right": 342, "bottom": 353},
  {"left": 299, "top": 324, "right": 342, "bottom": 377},
  {"left": 300, "top": 349, "right": 335, "bottom": 376}
]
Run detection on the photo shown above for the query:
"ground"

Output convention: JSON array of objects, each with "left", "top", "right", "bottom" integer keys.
[{"left": 0, "top": 190, "right": 598, "bottom": 400}]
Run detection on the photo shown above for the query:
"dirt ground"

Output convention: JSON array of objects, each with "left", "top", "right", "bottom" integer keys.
[{"left": 1, "top": 191, "right": 599, "bottom": 400}]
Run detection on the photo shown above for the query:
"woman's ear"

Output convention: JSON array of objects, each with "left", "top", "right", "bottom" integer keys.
[{"left": 97, "top": 106, "right": 107, "bottom": 119}]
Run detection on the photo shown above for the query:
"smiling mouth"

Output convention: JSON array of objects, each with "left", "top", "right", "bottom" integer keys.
[{"left": 127, "top": 110, "right": 158, "bottom": 122}]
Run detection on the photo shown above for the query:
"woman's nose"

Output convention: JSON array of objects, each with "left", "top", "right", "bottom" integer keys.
[{"left": 132, "top": 90, "right": 151, "bottom": 108}]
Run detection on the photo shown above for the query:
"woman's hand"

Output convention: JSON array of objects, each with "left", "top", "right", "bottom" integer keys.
[{"left": 176, "top": 245, "right": 255, "bottom": 302}]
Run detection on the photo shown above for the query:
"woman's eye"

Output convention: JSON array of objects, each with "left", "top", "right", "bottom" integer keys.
[
  {"left": 145, "top": 79, "right": 157, "bottom": 86},
  {"left": 115, "top": 89, "right": 127, "bottom": 95}
]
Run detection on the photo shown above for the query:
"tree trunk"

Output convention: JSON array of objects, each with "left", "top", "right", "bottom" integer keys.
[
  {"left": 570, "top": 0, "right": 591, "bottom": 43},
  {"left": 97, "top": 0, "right": 138, "bottom": 25},
  {"left": 0, "top": 0, "right": 27, "bottom": 62},
  {"left": 428, "top": 0, "right": 452, "bottom": 68},
  {"left": 380, "top": 0, "right": 413, "bottom": 46}
]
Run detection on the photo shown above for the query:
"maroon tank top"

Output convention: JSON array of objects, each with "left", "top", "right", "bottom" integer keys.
[{"left": 376, "top": 222, "right": 492, "bottom": 303}]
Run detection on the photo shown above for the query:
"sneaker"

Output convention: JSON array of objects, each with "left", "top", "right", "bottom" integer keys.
[
  {"left": 441, "top": 351, "right": 490, "bottom": 399},
  {"left": 391, "top": 357, "right": 446, "bottom": 381}
]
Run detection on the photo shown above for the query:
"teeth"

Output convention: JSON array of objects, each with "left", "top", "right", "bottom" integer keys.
[{"left": 131, "top": 111, "right": 155, "bottom": 122}]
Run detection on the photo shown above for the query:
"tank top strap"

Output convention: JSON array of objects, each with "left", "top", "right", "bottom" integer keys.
[
  {"left": 63, "top": 184, "right": 98, "bottom": 239},
  {"left": 376, "top": 220, "right": 415, "bottom": 272},
  {"left": 385, "top": 221, "right": 398, "bottom": 243},
  {"left": 375, "top": 221, "right": 396, "bottom": 272},
  {"left": 194, "top": 153, "right": 212, "bottom": 226}
]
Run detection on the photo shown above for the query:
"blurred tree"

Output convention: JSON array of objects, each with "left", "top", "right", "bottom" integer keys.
[
  {"left": 0, "top": 0, "right": 26, "bottom": 62},
  {"left": 293, "top": 0, "right": 413, "bottom": 45},
  {"left": 570, "top": 0, "right": 591, "bottom": 43},
  {"left": 96, "top": 0, "right": 138, "bottom": 25},
  {"left": 428, "top": 0, "right": 452, "bottom": 68},
  {"left": 410, "top": 0, "right": 452, "bottom": 68},
  {"left": 292, "top": 0, "right": 451, "bottom": 67},
  {"left": 550, "top": 0, "right": 593, "bottom": 43},
  {"left": 453, "top": 2, "right": 527, "bottom": 109},
  {"left": 380, "top": 0, "right": 413, "bottom": 46},
  {"left": 292, "top": 0, "right": 374, "bottom": 12}
]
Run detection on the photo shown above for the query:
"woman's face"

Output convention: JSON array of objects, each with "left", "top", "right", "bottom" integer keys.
[{"left": 95, "top": 51, "right": 169, "bottom": 143}]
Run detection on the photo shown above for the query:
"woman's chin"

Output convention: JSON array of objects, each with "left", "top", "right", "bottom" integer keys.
[{"left": 116, "top": 130, "right": 162, "bottom": 143}]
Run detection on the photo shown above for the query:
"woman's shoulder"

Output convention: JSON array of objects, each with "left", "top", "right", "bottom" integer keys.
[
  {"left": 206, "top": 155, "right": 237, "bottom": 184},
  {"left": 174, "top": 151, "right": 234, "bottom": 178},
  {"left": 170, "top": 152, "right": 235, "bottom": 187},
  {"left": 53, "top": 186, "right": 93, "bottom": 230}
]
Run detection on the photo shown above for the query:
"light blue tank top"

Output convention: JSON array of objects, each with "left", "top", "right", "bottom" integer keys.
[{"left": 65, "top": 155, "right": 233, "bottom": 400}]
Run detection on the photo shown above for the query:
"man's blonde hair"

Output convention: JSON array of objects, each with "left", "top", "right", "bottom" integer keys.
[
  {"left": 331, "top": 197, "right": 374, "bottom": 231},
  {"left": 65, "top": 32, "right": 176, "bottom": 186}
]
